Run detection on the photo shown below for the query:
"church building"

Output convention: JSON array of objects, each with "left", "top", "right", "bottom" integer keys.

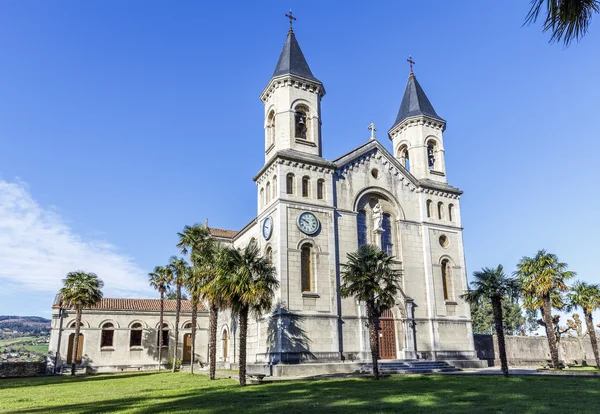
[{"left": 49, "top": 21, "right": 480, "bottom": 374}]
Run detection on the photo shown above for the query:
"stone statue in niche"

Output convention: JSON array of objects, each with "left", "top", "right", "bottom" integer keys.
[{"left": 372, "top": 203, "right": 383, "bottom": 231}]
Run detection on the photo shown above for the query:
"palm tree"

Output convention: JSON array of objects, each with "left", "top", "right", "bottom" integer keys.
[
  {"left": 59, "top": 271, "right": 104, "bottom": 375},
  {"left": 195, "top": 244, "right": 228, "bottom": 380},
  {"left": 567, "top": 281, "right": 600, "bottom": 368},
  {"left": 340, "top": 244, "right": 402, "bottom": 380},
  {"left": 167, "top": 256, "right": 190, "bottom": 372},
  {"left": 515, "top": 249, "right": 575, "bottom": 369},
  {"left": 149, "top": 265, "right": 173, "bottom": 371},
  {"left": 215, "top": 240, "right": 278, "bottom": 386},
  {"left": 177, "top": 224, "right": 220, "bottom": 379},
  {"left": 461, "top": 265, "right": 519, "bottom": 377},
  {"left": 184, "top": 265, "right": 206, "bottom": 374},
  {"left": 525, "top": 0, "right": 599, "bottom": 46}
]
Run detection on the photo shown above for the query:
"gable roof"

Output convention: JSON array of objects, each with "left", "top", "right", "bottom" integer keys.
[
  {"left": 271, "top": 30, "right": 320, "bottom": 83},
  {"left": 208, "top": 227, "right": 238, "bottom": 239},
  {"left": 390, "top": 74, "right": 444, "bottom": 131},
  {"left": 88, "top": 298, "right": 205, "bottom": 312},
  {"left": 333, "top": 139, "right": 462, "bottom": 195}
]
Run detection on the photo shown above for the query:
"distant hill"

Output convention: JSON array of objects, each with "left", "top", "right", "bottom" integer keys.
[{"left": 0, "top": 316, "right": 51, "bottom": 338}]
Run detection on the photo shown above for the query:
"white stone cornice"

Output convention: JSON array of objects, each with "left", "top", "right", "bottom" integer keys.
[
  {"left": 388, "top": 116, "right": 446, "bottom": 140},
  {"left": 260, "top": 74, "right": 325, "bottom": 102}
]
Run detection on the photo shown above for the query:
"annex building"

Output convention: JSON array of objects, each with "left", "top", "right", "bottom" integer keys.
[{"left": 49, "top": 23, "right": 481, "bottom": 374}]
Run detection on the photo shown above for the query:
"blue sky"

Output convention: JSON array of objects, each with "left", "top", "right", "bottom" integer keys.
[{"left": 0, "top": 1, "right": 598, "bottom": 319}]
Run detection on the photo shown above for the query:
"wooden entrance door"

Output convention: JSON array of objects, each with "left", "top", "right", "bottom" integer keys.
[
  {"left": 378, "top": 307, "right": 397, "bottom": 360},
  {"left": 67, "top": 333, "right": 84, "bottom": 364},
  {"left": 182, "top": 334, "right": 192, "bottom": 363}
]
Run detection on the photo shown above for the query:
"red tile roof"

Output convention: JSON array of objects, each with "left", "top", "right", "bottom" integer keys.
[
  {"left": 85, "top": 298, "right": 206, "bottom": 312},
  {"left": 208, "top": 227, "right": 238, "bottom": 239}
]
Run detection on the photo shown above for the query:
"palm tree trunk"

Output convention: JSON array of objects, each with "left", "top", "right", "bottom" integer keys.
[
  {"left": 238, "top": 306, "right": 249, "bottom": 386},
  {"left": 542, "top": 296, "right": 560, "bottom": 369},
  {"left": 191, "top": 299, "right": 198, "bottom": 374},
  {"left": 209, "top": 301, "right": 219, "bottom": 380},
  {"left": 366, "top": 302, "right": 380, "bottom": 380},
  {"left": 71, "top": 307, "right": 82, "bottom": 376},
  {"left": 584, "top": 310, "right": 600, "bottom": 369},
  {"left": 491, "top": 297, "right": 509, "bottom": 377},
  {"left": 173, "top": 282, "right": 181, "bottom": 373},
  {"left": 158, "top": 289, "right": 164, "bottom": 371}
]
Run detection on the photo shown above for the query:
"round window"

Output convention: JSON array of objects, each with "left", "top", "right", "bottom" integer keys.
[
  {"left": 439, "top": 235, "right": 449, "bottom": 248},
  {"left": 371, "top": 169, "right": 379, "bottom": 179}
]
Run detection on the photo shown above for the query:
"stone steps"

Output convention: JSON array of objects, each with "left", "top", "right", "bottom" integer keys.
[{"left": 361, "top": 360, "right": 460, "bottom": 374}]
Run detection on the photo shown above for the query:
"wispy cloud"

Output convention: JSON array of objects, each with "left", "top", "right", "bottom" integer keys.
[{"left": 0, "top": 179, "right": 152, "bottom": 297}]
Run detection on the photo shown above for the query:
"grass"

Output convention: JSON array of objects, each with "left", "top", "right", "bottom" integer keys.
[
  {"left": 0, "top": 336, "right": 40, "bottom": 347},
  {"left": 564, "top": 365, "right": 600, "bottom": 372},
  {"left": 1, "top": 371, "right": 600, "bottom": 413}
]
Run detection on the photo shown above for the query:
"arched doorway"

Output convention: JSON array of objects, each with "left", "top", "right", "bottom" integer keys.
[
  {"left": 378, "top": 307, "right": 397, "bottom": 360},
  {"left": 67, "top": 333, "right": 84, "bottom": 364},
  {"left": 182, "top": 333, "right": 192, "bottom": 364},
  {"left": 222, "top": 330, "right": 229, "bottom": 362}
]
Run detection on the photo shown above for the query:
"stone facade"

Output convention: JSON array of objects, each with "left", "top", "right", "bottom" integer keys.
[
  {"left": 48, "top": 298, "right": 208, "bottom": 373},
  {"left": 214, "top": 28, "right": 478, "bottom": 368}
]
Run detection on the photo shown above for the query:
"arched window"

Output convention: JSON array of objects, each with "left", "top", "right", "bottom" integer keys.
[
  {"left": 302, "top": 176, "right": 310, "bottom": 197},
  {"left": 69, "top": 320, "right": 84, "bottom": 328},
  {"left": 317, "top": 179, "right": 324, "bottom": 200},
  {"left": 426, "top": 200, "right": 432, "bottom": 218},
  {"left": 266, "top": 246, "right": 273, "bottom": 264},
  {"left": 427, "top": 140, "right": 437, "bottom": 170},
  {"left": 382, "top": 213, "right": 393, "bottom": 256},
  {"left": 398, "top": 145, "right": 410, "bottom": 171},
  {"left": 301, "top": 244, "right": 312, "bottom": 292},
  {"left": 437, "top": 202, "right": 444, "bottom": 220},
  {"left": 101, "top": 322, "right": 115, "bottom": 348},
  {"left": 295, "top": 105, "right": 309, "bottom": 139},
  {"left": 286, "top": 173, "right": 294, "bottom": 195},
  {"left": 222, "top": 329, "right": 229, "bottom": 362},
  {"left": 183, "top": 322, "right": 193, "bottom": 329},
  {"left": 157, "top": 323, "right": 170, "bottom": 348},
  {"left": 266, "top": 110, "right": 275, "bottom": 148},
  {"left": 441, "top": 259, "right": 451, "bottom": 300},
  {"left": 357, "top": 210, "right": 368, "bottom": 247},
  {"left": 448, "top": 204, "right": 454, "bottom": 222},
  {"left": 273, "top": 176, "right": 277, "bottom": 199},
  {"left": 266, "top": 182, "right": 271, "bottom": 202},
  {"left": 130, "top": 323, "right": 142, "bottom": 347},
  {"left": 260, "top": 187, "right": 264, "bottom": 207}
]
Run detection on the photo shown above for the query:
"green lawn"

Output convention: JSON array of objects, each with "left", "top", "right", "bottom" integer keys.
[
  {"left": 1, "top": 371, "right": 599, "bottom": 413},
  {"left": 0, "top": 336, "right": 39, "bottom": 347}
]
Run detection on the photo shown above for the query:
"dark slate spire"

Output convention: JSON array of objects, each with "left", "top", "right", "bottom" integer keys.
[
  {"left": 392, "top": 73, "right": 444, "bottom": 129},
  {"left": 272, "top": 30, "right": 320, "bottom": 83}
]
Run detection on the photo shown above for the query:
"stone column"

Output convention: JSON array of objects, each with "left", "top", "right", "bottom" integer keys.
[{"left": 401, "top": 298, "right": 417, "bottom": 359}]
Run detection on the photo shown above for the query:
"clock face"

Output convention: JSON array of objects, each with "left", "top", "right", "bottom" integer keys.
[
  {"left": 262, "top": 217, "right": 273, "bottom": 240},
  {"left": 297, "top": 212, "right": 320, "bottom": 235}
]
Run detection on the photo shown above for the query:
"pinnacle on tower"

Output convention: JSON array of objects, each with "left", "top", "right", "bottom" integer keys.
[
  {"left": 390, "top": 72, "right": 445, "bottom": 131},
  {"left": 271, "top": 12, "right": 320, "bottom": 83}
]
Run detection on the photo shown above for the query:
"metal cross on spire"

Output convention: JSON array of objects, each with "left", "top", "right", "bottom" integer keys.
[
  {"left": 407, "top": 55, "right": 416, "bottom": 75},
  {"left": 368, "top": 123, "right": 377, "bottom": 140},
  {"left": 285, "top": 10, "right": 296, "bottom": 33}
]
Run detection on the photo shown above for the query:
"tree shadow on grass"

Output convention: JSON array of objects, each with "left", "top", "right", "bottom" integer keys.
[
  {"left": 0, "top": 371, "right": 160, "bottom": 391},
  {"left": 5, "top": 375, "right": 600, "bottom": 414}
]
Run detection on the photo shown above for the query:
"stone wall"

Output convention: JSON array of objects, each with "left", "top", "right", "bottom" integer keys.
[
  {"left": 474, "top": 334, "right": 598, "bottom": 366},
  {"left": 0, "top": 361, "right": 47, "bottom": 378}
]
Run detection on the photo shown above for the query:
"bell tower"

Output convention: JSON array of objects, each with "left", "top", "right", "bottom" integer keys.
[
  {"left": 260, "top": 13, "right": 325, "bottom": 163},
  {"left": 388, "top": 59, "right": 447, "bottom": 184}
]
